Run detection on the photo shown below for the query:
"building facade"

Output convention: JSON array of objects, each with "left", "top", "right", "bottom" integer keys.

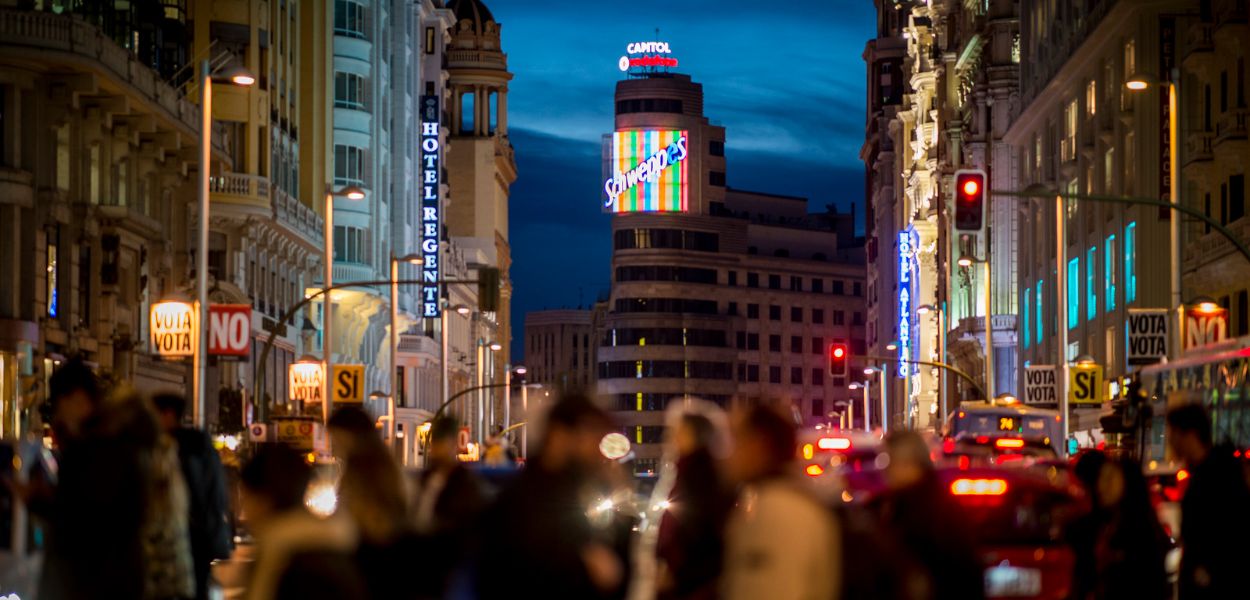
[
  {"left": 524, "top": 307, "right": 603, "bottom": 393},
  {"left": 598, "top": 70, "right": 867, "bottom": 474}
]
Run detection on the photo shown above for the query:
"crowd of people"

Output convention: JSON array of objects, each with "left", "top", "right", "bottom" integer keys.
[{"left": 9, "top": 359, "right": 1250, "bottom": 599}]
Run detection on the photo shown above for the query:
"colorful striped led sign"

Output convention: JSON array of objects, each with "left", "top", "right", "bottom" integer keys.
[{"left": 603, "top": 129, "right": 689, "bottom": 213}]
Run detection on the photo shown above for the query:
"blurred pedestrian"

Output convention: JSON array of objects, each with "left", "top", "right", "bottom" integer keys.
[
  {"left": 338, "top": 441, "right": 422, "bottom": 600},
  {"left": 30, "top": 361, "right": 166, "bottom": 600},
  {"left": 721, "top": 405, "right": 839, "bottom": 600},
  {"left": 1167, "top": 403, "right": 1250, "bottom": 600},
  {"left": 327, "top": 404, "right": 383, "bottom": 462},
  {"left": 655, "top": 412, "right": 732, "bottom": 600},
  {"left": 240, "top": 444, "right": 364, "bottom": 600},
  {"left": 1066, "top": 450, "right": 1110, "bottom": 600},
  {"left": 1089, "top": 457, "right": 1169, "bottom": 599},
  {"left": 412, "top": 416, "right": 487, "bottom": 597},
  {"left": 476, "top": 394, "right": 623, "bottom": 599},
  {"left": 153, "top": 393, "right": 234, "bottom": 600},
  {"left": 873, "top": 431, "right": 983, "bottom": 600}
]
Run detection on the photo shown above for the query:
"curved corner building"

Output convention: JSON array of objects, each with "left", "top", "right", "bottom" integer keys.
[{"left": 599, "top": 71, "right": 868, "bottom": 475}]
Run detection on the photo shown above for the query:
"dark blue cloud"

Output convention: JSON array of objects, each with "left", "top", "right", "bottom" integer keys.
[{"left": 488, "top": 1, "right": 874, "bottom": 358}]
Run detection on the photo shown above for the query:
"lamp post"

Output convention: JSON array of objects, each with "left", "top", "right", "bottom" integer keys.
[
  {"left": 194, "top": 62, "right": 253, "bottom": 430},
  {"left": 445, "top": 304, "right": 470, "bottom": 413},
  {"left": 389, "top": 253, "right": 423, "bottom": 413},
  {"left": 957, "top": 256, "right": 994, "bottom": 400},
  {"left": 505, "top": 364, "right": 525, "bottom": 437},
  {"left": 487, "top": 342, "right": 502, "bottom": 436},
  {"left": 321, "top": 184, "right": 365, "bottom": 424}
]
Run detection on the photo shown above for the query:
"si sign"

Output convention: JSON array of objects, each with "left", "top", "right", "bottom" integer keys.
[
  {"left": 332, "top": 364, "right": 365, "bottom": 404},
  {"left": 1069, "top": 364, "right": 1104, "bottom": 406}
]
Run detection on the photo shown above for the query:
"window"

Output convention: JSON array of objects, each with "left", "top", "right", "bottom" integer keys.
[
  {"left": 334, "top": 0, "right": 366, "bottom": 39},
  {"left": 1240, "top": 290, "right": 1249, "bottom": 337},
  {"left": 1087, "top": 246, "right": 1097, "bottom": 320},
  {"left": 748, "top": 303, "right": 760, "bottom": 319},
  {"left": 614, "top": 298, "right": 718, "bottom": 314},
  {"left": 1124, "top": 131, "right": 1136, "bottom": 196},
  {"left": 769, "top": 274, "right": 781, "bottom": 290},
  {"left": 616, "top": 266, "right": 717, "bottom": 284},
  {"left": 1086, "top": 79, "right": 1097, "bottom": 116},
  {"left": 728, "top": 301, "right": 738, "bottom": 316},
  {"left": 709, "top": 171, "right": 726, "bottom": 186},
  {"left": 791, "top": 367, "right": 803, "bottom": 385},
  {"left": 747, "top": 272, "right": 760, "bottom": 288},
  {"left": 812, "top": 278, "right": 824, "bottom": 293},
  {"left": 728, "top": 271, "right": 738, "bottom": 286},
  {"left": 614, "top": 229, "right": 719, "bottom": 252},
  {"left": 811, "top": 337, "right": 824, "bottom": 355},
  {"left": 1231, "top": 175, "right": 1246, "bottom": 223},
  {"left": 812, "top": 399, "right": 824, "bottom": 417},
  {"left": 832, "top": 280, "right": 845, "bottom": 295},
  {"left": 334, "top": 225, "right": 366, "bottom": 263},
  {"left": 769, "top": 335, "right": 781, "bottom": 352},
  {"left": 709, "top": 140, "right": 725, "bottom": 156},
  {"left": 615, "top": 98, "right": 683, "bottom": 114},
  {"left": 1105, "top": 235, "right": 1117, "bottom": 312},
  {"left": 737, "top": 332, "right": 746, "bottom": 349},
  {"left": 854, "top": 282, "right": 862, "bottom": 296},
  {"left": 790, "top": 276, "right": 802, "bottom": 291},
  {"left": 1126, "top": 222, "right": 1137, "bottom": 303},
  {"left": 769, "top": 305, "right": 781, "bottom": 321},
  {"left": 1023, "top": 287, "right": 1031, "bottom": 349},
  {"left": 1123, "top": 38, "right": 1136, "bottom": 81},
  {"left": 1104, "top": 148, "right": 1115, "bottom": 195},
  {"left": 811, "top": 368, "right": 824, "bottom": 386},
  {"left": 748, "top": 334, "right": 759, "bottom": 350},
  {"left": 333, "top": 144, "right": 366, "bottom": 186},
  {"left": 813, "top": 309, "right": 825, "bottom": 324},
  {"left": 790, "top": 336, "right": 802, "bottom": 353},
  {"left": 46, "top": 227, "right": 58, "bottom": 317},
  {"left": 853, "top": 312, "right": 864, "bottom": 326},
  {"left": 833, "top": 311, "right": 845, "bottom": 325},
  {"left": 791, "top": 307, "right": 803, "bottom": 322},
  {"left": 334, "top": 72, "right": 366, "bottom": 110},
  {"left": 769, "top": 366, "right": 782, "bottom": 384},
  {"left": 747, "top": 365, "right": 759, "bottom": 382},
  {"left": 1036, "top": 278, "right": 1044, "bottom": 345},
  {"left": 1062, "top": 98, "right": 1078, "bottom": 163},
  {"left": 425, "top": 26, "right": 436, "bottom": 53},
  {"left": 1068, "top": 257, "right": 1080, "bottom": 329}
]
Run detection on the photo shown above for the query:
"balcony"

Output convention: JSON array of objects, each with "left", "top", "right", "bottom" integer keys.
[
  {"left": 446, "top": 49, "right": 506, "bottom": 70},
  {"left": 398, "top": 334, "right": 440, "bottom": 359},
  {"left": 1183, "top": 23, "right": 1215, "bottom": 71},
  {"left": 1215, "top": 108, "right": 1248, "bottom": 150},
  {"left": 1185, "top": 130, "right": 1214, "bottom": 163},
  {"left": 1182, "top": 217, "right": 1250, "bottom": 273},
  {"left": 0, "top": 167, "right": 33, "bottom": 208},
  {"left": 271, "top": 186, "right": 323, "bottom": 250},
  {"left": 210, "top": 172, "right": 270, "bottom": 214}
]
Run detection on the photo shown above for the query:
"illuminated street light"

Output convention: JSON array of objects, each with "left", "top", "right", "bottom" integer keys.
[
  {"left": 885, "top": 342, "right": 898, "bottom": 351},
  {"left": 1074, "top": 354, "right": 1097, "bottom": 367},
  {"left": 1191, "top": 296, "right": 1220, "bottom": 314},
  {"left": 489, "top": 342, "right": 503, "bottom": 352},
  {"left": 957, "top": 256, "right": 974, "bottom": 267}
]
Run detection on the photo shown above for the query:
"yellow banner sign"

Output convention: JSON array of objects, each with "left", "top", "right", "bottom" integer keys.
[
  {"left": 1069, "top": 364, "right": 1104, "bottom": 405},
  {"left": 332, "top": 364, "right": 365, "bottom": 403}
]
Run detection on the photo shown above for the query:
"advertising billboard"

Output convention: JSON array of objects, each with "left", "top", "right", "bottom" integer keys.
[{"left": 604, "top": 129, "right": 689, "bottom": 213}]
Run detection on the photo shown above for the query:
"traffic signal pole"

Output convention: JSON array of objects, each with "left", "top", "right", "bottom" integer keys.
[{"left": 859, "top": 354, "right": 986, "bottom": 407}]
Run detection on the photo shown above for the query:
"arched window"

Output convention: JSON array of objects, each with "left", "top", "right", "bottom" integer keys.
[{"left": 460, "top": 91, "right": 475, "bottom": 135}]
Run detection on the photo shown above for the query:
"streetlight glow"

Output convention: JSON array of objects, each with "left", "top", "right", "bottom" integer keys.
[
  {"left": 1125, "top": 78, "right": 1150, "bottom": 91},
  {"left": 957, "top": 257, "right": 973, "bottom": 267},
  {"left": 455, "top": 304, "right": 472, "bottom": 316},
  {"left": 489, "top": 342, "right": 503, "bottom": 352}
]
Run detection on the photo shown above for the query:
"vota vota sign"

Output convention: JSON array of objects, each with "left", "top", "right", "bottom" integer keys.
[
  {"left": 420, "top": 94, "right": 441, "bottom": 318},
  {"left": 603, "top": 129, "right": 689, "bottom": 213}
]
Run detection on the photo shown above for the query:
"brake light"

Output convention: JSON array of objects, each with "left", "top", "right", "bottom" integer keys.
[
  {"left": 1177, "top": 469, "right": 1189, "bottom": 482},
  {"left": 942, "top": 439, "right": 955, "bottom": 454},
  {"left": 818, "top": 437, "right": 852, "bottom": 450},
  {"left": 805, "top": 464, "right": 824, "bottom": 477},
  {"left": 976, "top": 435, "right": 990, "bottom": 444},
  {"left": 950, "top": 478, "right": 1009, "bottom": 496},
  {"left": 995, "top": 438, "right": 1026, "bottom": 449},
  {"left": 802, "top": 443, "right": 814, "bottom": 460}
]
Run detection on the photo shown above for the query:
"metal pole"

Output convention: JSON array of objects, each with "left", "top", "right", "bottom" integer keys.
[
  {"left": 939, "top": 305, "right": 948, "bottom": 421},
  {"left": 390, "top": 256, "right": 399, "bottom": 409},
  {"left": 984, "top": 256, "right": 995, "bottom": 400},
  {"left": 323, "top": 190, "right": 334, "bottom": 424},
  {"left": 863, "top": 380, "right": 871, "bottom": 433},
  {"left": 504, "top": 365, "right": 512, "bottom": 431},
  {"left": 476, "top": 340, "right": 484, "bottom": 444},
  {"left": 848, "top": 393, "right": 854, "bottom": 432},
  {"left": 1168, "top": 76, "right": 1182, "bottom": 360},
  {"left": 880, "top": 362, "right": 889, "bottom": 434},
  {"left": 1057, "top": 193, "right": 1070, "bottom": 448},
  {"left": 521, "top": 383, "right": 528, "bottom": 459},
  {"left": 194, "top": 60, "right": 210, "bottom": 430},
  {"left": 440, "top": 297, "right": 449, "bottom": 411}
]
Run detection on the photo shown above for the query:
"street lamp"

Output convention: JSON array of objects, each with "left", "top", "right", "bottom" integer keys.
[
  {"left": 1190, "top": 296, "right": 1220, "bottom": 314},
  {"left": 504, "top": 364, "right": 526, "bottom": 439},
  {"left": 389, "top": 252, "right": 423, "bottom": 415},
  {"left": 194, "top": 61, "right": 254, "bottom": 430},
  {"left": 1126, "top": 72, "right": 1182, "bottom": 362},
  {"left": 848, "top": 377, "right": 873, "bottom": 433},
  {"left": 445, "top": 303, "right": 472, "bottom": 413},
  {"left": 321, "top": 184, "right": 365, "bottom": 424}
]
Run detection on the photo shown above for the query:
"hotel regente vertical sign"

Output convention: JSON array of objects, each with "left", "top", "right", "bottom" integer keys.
[{"left": 420, "top": 94, "right": 441, "bottom": 317}]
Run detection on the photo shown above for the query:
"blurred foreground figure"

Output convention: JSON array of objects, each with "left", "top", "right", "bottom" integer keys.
[
  {"left": 240, "top": 445, "right": 364, "bottom": 600},
  {"left": 36, "top": 362, "right": 193, "bottom": 600},
  {"left": 721, "top": 405, "right": 839, "bottom": 600},
  {"left": 655, "top": 412, "right": 732, "bottom": 600},
  {"left": 412, "top": 416, "right": 487, "bottom": 598},
  {"left": 329, "top": 406, "right": 423, "bottom": 600},
  {"left": 476, "top": 394, "right": 623, "bottom": 598},
  {"left": 873, "top": 431, "right": 982, "bottom": 600},
  {"left": 154, "top": 393, "right": 234, "bottom": 600},
  {"left": 1167, "top": 404, "right": 1250, "bottom": 600}
]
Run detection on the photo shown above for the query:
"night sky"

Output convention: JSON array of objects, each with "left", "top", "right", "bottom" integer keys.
[{"left": 488, "top": 0, "right": 876, "bottom": 359}]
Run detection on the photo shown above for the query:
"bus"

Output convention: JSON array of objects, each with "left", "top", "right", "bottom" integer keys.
[
  {"left": 944, "top": 401, "right": 1065, "bottom": 456},
  {"left": 1138, "top": 344, "right": 1250, "bottom": 462}
]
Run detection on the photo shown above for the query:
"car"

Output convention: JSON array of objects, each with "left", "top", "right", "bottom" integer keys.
[
  {"left": 939, "top": 434, "right": 1060, "bottom": 469},
  {"left": 937, "top": 466, "right": 1080, "bottom": 600},
  {"left": 797, "top": 430, "right": 886, "bottom": 502}
]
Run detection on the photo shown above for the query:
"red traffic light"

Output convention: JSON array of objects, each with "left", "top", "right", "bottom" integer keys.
[
  {"left": 954, "top": 169, "right": 986, "bottom": 232},
  {"left": 828, "top": 342, "right": 849, "bottom": 377}
]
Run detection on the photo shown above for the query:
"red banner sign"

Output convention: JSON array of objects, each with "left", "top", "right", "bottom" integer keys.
[{"left": 208, "top": 304, "right": 252, "bottom": 357}]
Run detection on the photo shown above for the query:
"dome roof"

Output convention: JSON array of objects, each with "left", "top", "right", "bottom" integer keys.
[{"left": 447, "top": 0, "right": 495, "bottom": 28}]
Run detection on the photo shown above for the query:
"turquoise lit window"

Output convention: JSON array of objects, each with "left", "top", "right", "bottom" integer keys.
[
  {"left": 1023, "top": 287, "right": 1031, "bottom": 349},
  {"left": 1036, "top": 279, "right": 1044, "bottom": 346},
  {"left": 1105, "top": 234, "right": 1117, "bottom": 312},
  {"left": 1068, "top": 257, "right": 1080, "bottom": 329},
  {"left": 1126, "top": 222, "right": 1137, "bottom": 303},
  {"left": 1087, "top": 246, "right": 1097, "bottom": 320}
]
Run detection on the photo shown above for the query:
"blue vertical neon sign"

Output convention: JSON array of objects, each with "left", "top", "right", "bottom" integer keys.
[
  {"left": 898, "top": 227, "right": 917, "bottom": 378},
  {"left": 420, "top": 94, "right": 441, "bottom": 318}
]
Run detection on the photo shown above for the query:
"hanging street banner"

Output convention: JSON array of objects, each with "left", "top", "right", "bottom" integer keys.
[
  {"left": 1024, "top": 365, "right": 1057, "bottom": 406},
  {"left": 1126, "top": 309, "right": 1169, "bottom": 367},
  {"left": 208, "top": 304, "right": 252, "bottom": 357},
  {"left": 1069, "top": 364, "right": 1104, "bottom": 406},
  {"left": 332, "top": 364, "right": 365, "bottom": 404}
]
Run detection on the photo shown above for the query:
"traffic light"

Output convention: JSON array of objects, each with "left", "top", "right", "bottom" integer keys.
[
  {"left": 954, "top": 169, "right": 986, "bottom": 231},
  {"left": 478, "top": 267, "right": 500, "bottom": 312},
  {"left": 828, "top": 343, "right": 848, "bottom": 377}
]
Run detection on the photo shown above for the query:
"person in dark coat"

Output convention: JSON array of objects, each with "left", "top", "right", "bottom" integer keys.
[
  {"left": 1086, "top": 457, "right": 1169, "bottom": 600},
  {"left": 873, "top": 431, "right": 984, "bottom": 600},
  {"left": 239, "top": 444, "right": 364, "bottom": 600},
  {"left": 475, "top": 394, "right": 623, "bottom": 599},
  {"left": 655, "top": 413, "right": 732, "bottom": 600},
  {"left": 1167, "top": 403, "right": 1250, "bottom": 600},
  {"left": 1066, "top": 450, "right": 1111, "bottom": 600},
  {"left": 337, "top": 438, "right": 423, "bottom": 600},
  {"left": 153, "top": 393, "right": 234, "bottom": 600},
  {"left": 411, "top": 416, "right": 487, "bottom": 597}
]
